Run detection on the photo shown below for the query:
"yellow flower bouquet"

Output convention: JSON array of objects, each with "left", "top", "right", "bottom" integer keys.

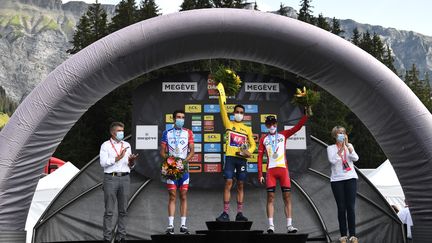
[
  {"left": 161, "top": 156, "right": 188, "bottom": 180},
  {"left": 292, "top": 86, "right": 320, "bottom": 116},
  {"left": 212, "top": 65, "right": 242, "bottom": 96}
]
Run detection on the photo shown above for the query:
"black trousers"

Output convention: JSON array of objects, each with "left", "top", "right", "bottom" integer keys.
[{"left": 331, "top": 178, "right": 357, "bottom": 237}]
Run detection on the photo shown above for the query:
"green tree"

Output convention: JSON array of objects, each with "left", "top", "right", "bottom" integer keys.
[
  {"left": 276, "top": 3, "right": 289, "bottom": 16},
  {"left": 137, "top": 0, "right": 160, "bottom": 21},
  {"left": 0, "top": 86, "right": 17, "bottom": 116},
  {"left": 67, "top": 3, "right": 108, "bottom": 54},
  {"left": 213, "top": 0, "right": 244, "bottom": 8},
  {"left": 316, "top": 13, "right": 330, "bottom": 31},
  {"left": 330, "top": 17, "right": 344, "bottom": 36},
  {"left": 109, "top": 0, "right": 138, "bottom": 32},
  {"left": 351, "top": 28, "right": 360, "bottom": 46},
  {"left": 404, "top": 64, "right": 432, "bottom": 111},
  {"left": 180, "top": 0, "right": 198, "bottom": 11},
  {"left": 383, "top": 45, "right": 397, "bottom": 74},
  {"left": 298, "top": 0, "right": 315, "bottom": 24}
]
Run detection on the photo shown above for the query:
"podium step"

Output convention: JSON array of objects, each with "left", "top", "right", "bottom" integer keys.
[
  {"left": 151, "top": 234, "right": 206, "bottom": 243},
  {"left": 205, "top": 221, "right": 252, "bottom": 230}
]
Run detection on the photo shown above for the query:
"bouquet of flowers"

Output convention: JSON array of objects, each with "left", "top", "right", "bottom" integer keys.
[
  {"left": 212, "top": 65, "right": 242, "bottom": 97},
  {"left": 292, "top": 86, "right": 320, "bottom": 116},
  {"left": 161, "top": 156, "right": 188, "bottom": 180}
]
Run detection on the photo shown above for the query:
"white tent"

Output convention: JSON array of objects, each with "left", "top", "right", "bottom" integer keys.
[
  {"left": 362, "top": 160, "right": 405, "bottom": 209},
  {"left": 25, "top": 162, "right": 79, "bottom": 243}
]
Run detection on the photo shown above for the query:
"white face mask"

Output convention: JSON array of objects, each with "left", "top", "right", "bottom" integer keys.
[
  {"left": 269, "top": 126, "right": 277, "bottom": 134},
  {"left": 234, "top": 113, "right": 244, "bottom": 122}
]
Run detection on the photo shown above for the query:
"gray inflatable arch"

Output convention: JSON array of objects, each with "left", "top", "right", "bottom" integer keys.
[{"left": 0, "top": 8, "right": 431, "bottom": 240}]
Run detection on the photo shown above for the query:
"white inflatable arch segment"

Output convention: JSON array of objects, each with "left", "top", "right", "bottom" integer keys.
[{"left": 1, "top": 8, "right": 432, "bottom": 240}]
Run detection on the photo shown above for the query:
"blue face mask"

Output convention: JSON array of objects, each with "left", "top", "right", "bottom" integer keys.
[
  {"left": 175, "top": 119, "right": 184, "bottom": 128},
  {"left": 337, "top": 133, "right": 345, "bottom": 142},
  {"left": 116, "top": 131, "right": 124, "bottom": 141}
]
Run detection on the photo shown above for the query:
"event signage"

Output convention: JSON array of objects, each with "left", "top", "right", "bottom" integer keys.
[
  {"left": 136, "top": 125, "right": 158, "bottom": 149},
  {"left": 204, "top": 153, "right": 221, "bottom": 162},
  {"left": 245, "top": 82, "right": 279, "bottom": 92},
  {"left": 162, "top": 82, "right": 198, "bottom": 92},
  {"left": 284, "top": 125, "right": 307, "bottom": 150}
]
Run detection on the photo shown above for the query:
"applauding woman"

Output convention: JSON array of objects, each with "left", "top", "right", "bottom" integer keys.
[{"left": 327, "top": 126, "right": 359, "bottom": 243}]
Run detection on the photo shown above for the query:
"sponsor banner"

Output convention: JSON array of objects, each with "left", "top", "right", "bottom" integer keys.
[
  {"left": 204, "top": 133, "right": 221, "bottom": 142},
  {"left": 261, "top": 124, "right": 269, "bottom": 133},
  {"left": 136, "top": 125, "right": 158, "bottom": 149},
  {"left": 192, "top": 121, "right": 202, "bottom": 126},
  {"left": 243, "top": 121, "right": 252, "bottom": 127},
  {"left": 204, "top": 163, "right": 222, "bottom": 173},
  {"left": 225, "top": 104, "right": 236, "bottom": 113},
  {"left": 192, "top": 115, "right": 201, "bottom": 121},
  {"left": 284, "top": 126, "right": 307, "bottom": 150},
  {"left": 185, "top": 104, "right": 202, "bottom": 113},
  {"left": 203, "top": 120, "right": 214, "bottom": 126},
  {"left": 243, "top": 115, "right": 252, "bottom": 121},
  {"left": 165, "top": 114, "right": 174, "bottom": 123},
  {"left": 204, "top": 115, "right": 214, "bottom": 121},
  {"left": 247, "top": 163, "right": 258, "bottom": 173},
  {"left": 245, "top": 82, "right": 279, "bottom": 93},
  {"left": 204, "top": 104, "right": 220, "bottom": 113},
  {"left": 207, "top": 78, "right": 218, "bottom": 96},
  {"left": 244, "top": 104, "right": 258, "bottom": 113},
  {"left": 189, "top": 163, "right": 202, "bottom": 173},
  {"left": 204, "top": 125, "right": 214, "bottom": 132},
  {"left": 229, "top": 115, "right": 234, "bottom": 121},
  {"left": 247, "top": 153, "right": 258, "bottom": 163},
  {"left": 204, "top": 153, "right": 221, "bottom": 163},
  {"left": 204, "top": 143, "right": 221, "bottom": 153},
  {"left": 162, "top": 82, "right": 198, "bottom": 92},
  {"left": 165, "top": 124, "right": 174, "bottom": 130},
  {"left": 262, "top": 164, "right": 267, "bottom": 173},
  {"left": 260, "top": 114, "right": 277, "bottom": 123},
  {"left": 194, "top": 133, "right": 202, "bottom": 143},
  {"left": 192, "top": 126, "right": 201, "bottom": 132},
  {"left": 194, "top": 143, "right": 202, "bottom": 153},
  {"left": 189, "top": 153, "right": 202, "bottom": 163}
]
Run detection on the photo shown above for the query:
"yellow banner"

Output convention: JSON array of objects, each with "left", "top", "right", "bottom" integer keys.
[
  {"left": 204, "top": 115, "right": 214, "bottom": 121},
  {"left": 185, "top": 104, "right": 202, "bottom": 113},
  {"left": 165, "top": 114, "right": 173, "bottom": 123},
  {"left": 260, "top": 114, "right": 277, "bottom": 123},
  {"left": 216, "top": 82, "right": 226, "bottom": 104},
  {"left": 225, "top": 104, "right": 236, "bottom": 113},
  {"left": 247, "top": 153, "right": 258, "bottom": 163},
  {"left": 204, "top": 133, "right": 221, "bottom": 142}
]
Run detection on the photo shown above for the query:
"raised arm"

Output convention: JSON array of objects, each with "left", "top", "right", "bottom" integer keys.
[
  {"left": 281, "top": 115, "right": 308, "bottom": 138},
  {"left": 218, "top": 91, "right": 231, "bottom": 129}
]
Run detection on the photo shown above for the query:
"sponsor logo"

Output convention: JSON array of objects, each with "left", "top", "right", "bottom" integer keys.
[
  {"left": 194, "top": 143, "right": 202, "bottom": 153},
  {"left": 204, "top": 115, "right": 214, "bottom": 121},
  {"left": 204, "top": 163, "right": 221, "bottom": 173},
  {"left": 204, "top": 153, "right": 221, "bottom": 163},
  {"left": 189, "top": 163, "right": 202, "bottom": 173},
  {"left": 247, "top": 163, "right": 258, "bottom": 173},
  {"left": 192, "top": 115, "right": 201, "bottom": 121},
  {"left": 165, "top": 124, "right": 174, "bottom": 130},
  {"left": 284, "top": 125, "right": 307, "bottom": 150},
  {"left": 193, "top": 133, "right": 202, "bottom": 143},
  {"left": 204, "top": 133, "right": 221, "bottom": 142},
  {"left": 192, "top": 126, "right": 201, "bottom": 132},
  {"left": 225, "top": 104, "right": 236, "bottom": 113},
  {"left": 261, "top": 124, "right": 269, "bottom": 133},
  {"left": 243, "top": 115, "right": 252, "bottom": 121},
  {"left": 261, "top": 114, "right": 277, "bottom": 123},
  {"left": 229, "top": 132, "right": 246, "bottom": 147},
  {"left": 189, "top": 153, "right": 202, "bottom": 163},
  {"left": 192, "top": 121, "right": 202, "bottom": 126},
  {"left": 165, "top": 114, "right": 174, "bottom": 123},
  {"left": 244, "top": 82, "right": 279, "bottom": 93},
  {"left": 185, "top": 104, "right": 202, "bottom": 113},
  {"left": 207, "top": 78, "right": 218, "bottom": 96},
  {"left": 162, "top": 82, "right": 198, "bottom": 92},
  {"left": 244, "top": 104, "right": 258, "bottom": 113},
  {"left": 247, "top": 153, "right": 258, "bottom": 163},
  {"left": 204, "top": 125, "right": 214, "bottom": 132},
  {"left": 204, "top": 143, "right": 221, "bottom": 152},
  {"left": 204, "top": 104, "right": 220, "bottom": 113},
  {"left": 203, "top": 120, "right": 214, "bottom": 126}
]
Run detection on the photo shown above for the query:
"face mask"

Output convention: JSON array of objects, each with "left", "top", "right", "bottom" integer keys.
[
  {"left": 116, "top": 131, "right": 124, "bottom": 141},
  {"left": 234, "top": 113, "right": 243, "bottom": 122},
  {"left": 269, "top": 126, "right": 277, "bottom": 134},
  {"left": 337, "top": 133, "right": 345, "bottom": 142},
  {"left": 175, "top": 119, "right": 184, "bottom": 128}
]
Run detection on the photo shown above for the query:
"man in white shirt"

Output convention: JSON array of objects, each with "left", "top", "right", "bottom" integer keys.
[
  {"left": 100, "top": 122, "right": 138, "bottom": 243},
  {"left": 398, "top": 201, "right": 413, "bottom": 242}
]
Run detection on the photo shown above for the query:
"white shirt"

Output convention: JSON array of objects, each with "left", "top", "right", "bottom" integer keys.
[
  {"left": 99, "top": 138, "right": 131, "bottom": 173},
  {"left": 327, "top": 143, "right": 359, "bottom": 182},
  {"left": 398, "top": 207, "right": 413, "bottom": 239}
]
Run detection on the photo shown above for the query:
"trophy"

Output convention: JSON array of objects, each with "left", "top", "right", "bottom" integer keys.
[{"left": 236, "top": 143, "right": 251, "bottom": 158}]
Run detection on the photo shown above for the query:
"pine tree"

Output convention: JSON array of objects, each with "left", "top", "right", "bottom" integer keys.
[
  {"left": 213, "top": 0, "right": 244, "bottom": 8},
  {"left": 404, "top": 64, "right": 432, "bottom": 111},
  {"left": 383, "top": 45, "right": 397, "bottom": 74},
  {"left": 196, "top": 0, "right": 212, "bottom": 9},
  {"left": 67, "top": 3, "right": 108, "bottom": 54},
  {"left": 298, "top": 0, "right": 315, "bottom": 24},
  {"left": 371, "top": 33, "right": 385, "bottom": 61},
  {"left": 316, "top": 13, "right": 330, "bottom": 31},
  {"left": 330, "top": 17, "right": 344, "bottom": 36},
  {"left": 276, "top": 3, "right": 289, "bottom": 16},
  {"left": 109, "top": 0, "right": 138, "bottom": 32},
  {"left": 180, "top": 0, "right": 198, "bottom": 11},
  {"left": 351, "top": 28, "right": 360, "bottom": 46},
  {"left": 137, "top": 0, "right": 160, "bottom": 21}
]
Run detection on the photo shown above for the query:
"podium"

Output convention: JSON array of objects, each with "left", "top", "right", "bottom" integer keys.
[{"left": 151, "top": 221, "right": 308, "bottom": 243}]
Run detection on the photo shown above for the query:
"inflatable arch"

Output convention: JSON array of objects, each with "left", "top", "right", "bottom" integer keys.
[{"left": 0, "top": 8, "right": 431, "bottom": 241}]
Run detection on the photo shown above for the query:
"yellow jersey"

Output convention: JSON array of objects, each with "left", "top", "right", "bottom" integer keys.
[{"left": 218, "top": 95, "right": 256, "bottom": 158}]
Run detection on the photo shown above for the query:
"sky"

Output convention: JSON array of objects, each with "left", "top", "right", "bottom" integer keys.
[{"left": 64, "top": 0, "right": 432, "bottom": 36}]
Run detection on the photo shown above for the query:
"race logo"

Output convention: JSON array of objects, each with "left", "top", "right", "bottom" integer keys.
[
  {"left": 185, "top": 104, "right": 202, "bottom": 113},
  {"left": 229, "top": 132, "right": 247, "bottom": 148}
]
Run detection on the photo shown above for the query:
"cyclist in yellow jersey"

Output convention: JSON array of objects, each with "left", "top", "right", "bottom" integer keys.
[{"left": 216, "top": 92, "right": 256, "bottom": 222}]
